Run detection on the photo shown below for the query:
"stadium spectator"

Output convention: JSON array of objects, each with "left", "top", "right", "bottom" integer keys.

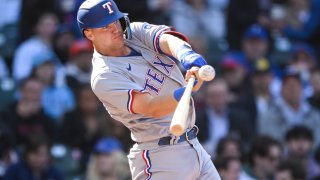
[
  {"left": 50, "top": 144, "right": 84, "bottom": 179},
  {"left": 258, "top": 68, "right": 320, "bottom": 144},
  {"left": 249, "top": 58, "right": 276, "bottom": 113},
  {"left": 59, "top": 84, "right": 108, "bottom": 170},
  {"left": 0, "top": 0, "right": 21, "bottom": 59},
  {"left": 3, "top": 135, "right": 63, "bottom": 180},
  {"left": 0, "top": 132, "right": 17, "bottom": 179},
  {"left": 116, "top": 0, "right": 172, "bottom": 25},
  {"left": 284, "top": 126, "right": 320, "bottom": 179},
  {"left": 274, "top": 158, "right": 306, "bottom": 180},
  {"left": 65, "top": 39, "right": 93, "bottom": 93},
  {"left": 235, "top": 58, "right": 277, "bottom": 133},
  {"left": 0, "top": 77, "right": 55, "bottom": 147},
  {"left": 289, "top": 42, "right": 317, "bottom": 68},
  {"left": 214, "top": 157, "right": 242, "bottom": 180},
  {"left": 267, "top": 4, "right": 292, "bottom": 66},
  {"left": 216, "top": 136, "right": 242, "bottom": 160},
  {"left": 221, "top": 53, "right": 279, "bottom": 114},
  {"left": 220, "top": 53, "right": 250, "bottom": 101},
  {"left": 283, "top": 0, "right": 311, "bottom": 29},
  {"left": 53, "top": 25, "right": 77, "bottom": 64},
  {"left": 309, "top": 67, "right": 320, "bottom": 110},
  {"left": 171, "top": 0, "right": 228, "bottom": 40},
  {"left": 105, "top": 119, "right": 133, "bottom": 154},
  {"left": 0, "top": 56, "right": 15, "bottom": 111},
  {"left": 287, "top": 42, "right": 317, "bottom": 97},
  {"left": 55, "top": 0, "right": 84, "bottom": 35},
  {"left": 240, "top": 24, "right": 271, "bottom": 72},
  {"left": 86, "top": 137, "right": 131, "bottom": 180},
  {"left": 18, "top": 0, "right": 59, "bottom": 43},
  {"left": 0, "top": 0, "right": 21, "bottom": 30},
  {"left": 282, "top": 0, "right": 320, "bottom": 50},
  {"left": 12, "top": 12, "right": 64, "bottom": 84},
  {"left": 196, "top": 78, "right": 253, "bottom": 155},
  {"left": 241, "top": 136, "right": 282, "bottom": 180},
  {"left": 226, "top": 0, "right": 272, "bottom": 50},
  {"left": 236, "top": 24, "right": 283, "bottom": 97},
  {"left": 30, "top": 53, "right": 75, "bottom": 121},
  {"left": 171, "top": 0, "right": 229, "bottom": 61}
]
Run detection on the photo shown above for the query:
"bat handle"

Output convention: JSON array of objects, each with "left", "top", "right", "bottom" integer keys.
[
  {"left": 185, "top": 75, "right": 196, "bottom": 95},
  {"left": 170, "top": 75, "right": 195, "bottom": 136}
]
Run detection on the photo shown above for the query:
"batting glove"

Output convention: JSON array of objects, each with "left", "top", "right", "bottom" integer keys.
[
  {"left": 176, "top": 43, "right": 207, "bottom": 70},
  {"left": 173, "top": 80, "right": 198, "bottom": 101}
]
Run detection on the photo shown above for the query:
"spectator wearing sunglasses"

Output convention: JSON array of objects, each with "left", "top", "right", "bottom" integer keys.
[{"left": 241, "top": 136, "right": 282, "bottom": 180}]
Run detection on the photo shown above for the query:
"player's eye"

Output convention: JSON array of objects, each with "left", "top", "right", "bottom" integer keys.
[
  {"left": 101, "top": 20, "right": 119, "bottom": 30},
  {"left": 101, "top": 25, "right": 111, "bottom": 30},
  {"left": 102, "top": 24, "right": 111, "bottom": 29}
]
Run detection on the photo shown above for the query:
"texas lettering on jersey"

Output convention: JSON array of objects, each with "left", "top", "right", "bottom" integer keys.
[{"left": 142, "top": 56, "right": 175, "bottom": 95}]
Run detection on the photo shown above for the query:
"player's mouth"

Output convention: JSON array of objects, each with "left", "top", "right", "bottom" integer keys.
[{"left": 113, "top": 34, "right": 123, "bottom": 40}]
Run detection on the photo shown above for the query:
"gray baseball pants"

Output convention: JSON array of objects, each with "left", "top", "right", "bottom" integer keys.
[{"left": 128, "top": 138, "right": 221, "bottom": 180}]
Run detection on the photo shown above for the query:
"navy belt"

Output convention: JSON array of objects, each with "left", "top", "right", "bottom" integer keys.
[{"left": 158, "top": 126, "right": 198, "bottom": 146}]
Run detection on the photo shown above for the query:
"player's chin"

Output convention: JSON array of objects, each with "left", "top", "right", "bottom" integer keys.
[{"left": 113, "top": 36, "right": 125, "bottom": 44}]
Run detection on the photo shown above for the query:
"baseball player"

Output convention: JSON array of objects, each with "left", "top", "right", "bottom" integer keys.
[{"left": 77, "top": 0, "right": 221, "bottom": 179}]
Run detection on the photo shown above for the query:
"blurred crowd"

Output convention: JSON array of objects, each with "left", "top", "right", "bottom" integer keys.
[{"left": 0, "top": 0, "right": 320, "bottom": 179}]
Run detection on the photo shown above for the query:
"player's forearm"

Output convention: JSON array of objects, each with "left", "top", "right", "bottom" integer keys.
[
  {"left": 159, "top": 34, "right": 207, "bottom": 70},
  {"left": 145, "top": 94, "right": 178, "bottom": 118},
  {"left": 159, "top": 34, "right": 187, "bottom": 59},
  {"left": 132, "top": 91, "right": 178, "bottom": 118}
]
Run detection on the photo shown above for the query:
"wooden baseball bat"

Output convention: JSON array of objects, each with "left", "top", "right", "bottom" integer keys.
[
  {"left": 169, "top": 65, "right": 215, "bottom": 136},
  {"left": 170, "top": 75, "right": 196, "bottom": 136}
]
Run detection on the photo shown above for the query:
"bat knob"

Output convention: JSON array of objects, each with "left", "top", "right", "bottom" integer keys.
[{"left": 170, "top": 125, "right": 184, "bottom": 136}]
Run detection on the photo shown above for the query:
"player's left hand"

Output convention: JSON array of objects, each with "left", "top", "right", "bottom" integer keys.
[
  {"left": 185, "top": 66, "right": 204, "bottom": 92},
  {"left": 181, "top": 52, "right": 207, "bottom": 70}
]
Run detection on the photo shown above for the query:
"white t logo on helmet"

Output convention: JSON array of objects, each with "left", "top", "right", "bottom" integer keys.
[{"left": 102, "top": 2, "right": 114, "bottom": 14}]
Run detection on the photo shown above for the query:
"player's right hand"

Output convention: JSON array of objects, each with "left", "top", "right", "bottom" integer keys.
[
  {"left": 181, "top": 51, "right": 207, "bottom": 70},
  {"left": 185, "top": 66, "right": 204, "bottom": 92}
]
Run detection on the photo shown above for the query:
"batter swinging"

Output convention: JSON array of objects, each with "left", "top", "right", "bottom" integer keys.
[{"left": 77, "top": 0, "right": 221, "bottom": 179}]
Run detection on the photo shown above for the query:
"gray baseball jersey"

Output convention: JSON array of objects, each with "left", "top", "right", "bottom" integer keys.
[
  {"left": 91, "top": 22, "right": 221, "bottom": 180},
  {"left": 91, "top": 22, "right": 195, "bottom": 143}
]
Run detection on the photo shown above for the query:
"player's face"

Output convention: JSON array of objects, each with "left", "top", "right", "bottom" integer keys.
[
  {"left": 85, "top": 20, "right": 125, "bottom": 50},
  {"left": 100, "top": 20, "right": 124, "bottom": 40}
]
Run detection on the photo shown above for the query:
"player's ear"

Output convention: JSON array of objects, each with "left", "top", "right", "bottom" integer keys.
[{"left": 84, "top": 29, "right": 94, "bottom": 40}]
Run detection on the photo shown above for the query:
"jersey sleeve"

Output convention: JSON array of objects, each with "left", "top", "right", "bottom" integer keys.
[
  {"left": 130, "top": 22, "right": 189, "bottom": 54},
  {"left": 92, "top": 71, "right": 146, "bottom": 121}
]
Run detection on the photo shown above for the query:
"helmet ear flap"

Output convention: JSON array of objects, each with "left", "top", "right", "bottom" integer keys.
[{"left": 120, "top": 15, "right": 132, "bottom": 40}]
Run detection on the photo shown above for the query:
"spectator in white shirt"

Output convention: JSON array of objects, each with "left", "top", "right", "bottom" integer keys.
[
  {"left": 12, "top": 12, "right": 64, "bottom": 85},
  {"left": 258, "top": 68, "right": 320, "bottom": 144}
]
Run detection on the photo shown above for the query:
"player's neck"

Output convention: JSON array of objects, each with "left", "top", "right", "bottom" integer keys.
[{"left": 96, "top": 45, "right": 131, "bottom": 57}]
